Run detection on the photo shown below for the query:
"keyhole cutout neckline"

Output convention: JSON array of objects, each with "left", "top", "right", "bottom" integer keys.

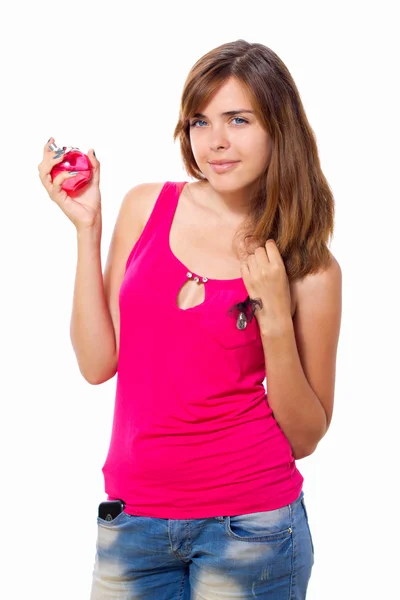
[
  {"left": 175, "top": 278, "right": 206, "bottom": 311},
  {"left": 167, "top": 181, "right": 245, "bottom": 287}
]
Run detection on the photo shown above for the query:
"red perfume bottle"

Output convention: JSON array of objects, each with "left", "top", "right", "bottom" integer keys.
[{"left": 50, "top": 143, "right": 93, "bottom": 197}]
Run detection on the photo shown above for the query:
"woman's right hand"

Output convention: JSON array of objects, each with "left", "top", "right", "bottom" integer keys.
[{"left": 38, "top": 137, "right": 102, "bottom": 232}]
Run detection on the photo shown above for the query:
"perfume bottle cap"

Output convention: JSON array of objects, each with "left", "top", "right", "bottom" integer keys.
[{"left": 48, "top": 142, "right": 80, "bottom": 153}]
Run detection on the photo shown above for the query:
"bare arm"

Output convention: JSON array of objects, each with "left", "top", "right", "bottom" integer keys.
[
  {"left": 70, "top": 221, "right": 118, "bottom": 384},
  {"left": 70, "top": 182, "right": 163, "bottom": 384},
  {"left": 259, "top": 255, "right": 342, "bottom": 459}
]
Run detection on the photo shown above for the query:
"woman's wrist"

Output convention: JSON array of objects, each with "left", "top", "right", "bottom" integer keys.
[{"left": 76, "top": 217, "right": 102, "bottom": 242}]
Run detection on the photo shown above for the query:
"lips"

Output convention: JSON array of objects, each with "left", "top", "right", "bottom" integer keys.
[
  {"left": 208, "top": 161, "right": 240, "bottom": 173},
  {"left": 209, "top": 160, "right": 238, "bottom": 165}
]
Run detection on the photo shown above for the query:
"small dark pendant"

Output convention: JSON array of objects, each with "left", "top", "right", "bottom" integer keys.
[{"left": 236, "top": 312, "right": 247, "bottom": 330}]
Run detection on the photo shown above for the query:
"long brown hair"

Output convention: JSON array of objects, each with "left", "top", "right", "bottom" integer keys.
[{"left": 173, "top": 40, "right": 335, "bottom": 282}]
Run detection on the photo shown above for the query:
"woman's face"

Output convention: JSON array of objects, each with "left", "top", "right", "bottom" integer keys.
[{"left": 189, "top": 77, "right": 272, "bottom": 194}]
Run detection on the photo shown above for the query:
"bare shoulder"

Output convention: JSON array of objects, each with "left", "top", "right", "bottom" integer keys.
[
  {"left": 107, "top": 181, "right": 166, "bottom": 265},
  {"left": 121, "top": 181, "right": 166, "bottom": 229},
  {"left": 291, "top": 252, "right": 342, "bottom": 311}
]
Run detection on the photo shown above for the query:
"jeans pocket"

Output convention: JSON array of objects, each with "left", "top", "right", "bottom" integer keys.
[
  {"left": 225, "top": 508, "right": 293, "bottom": 543},
  {"left": 97, "top": 510, "right": 129, "bottom": 528},
  {"left": 300, "top": 498, "right": 315, "bottom": 555}
]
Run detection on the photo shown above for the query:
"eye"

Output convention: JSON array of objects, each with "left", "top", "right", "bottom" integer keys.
[
  {"left": 190, "top": 119, "right": 207, "bottom": 127},
  {"left": 231, "top": 117, "right": 248, "bottom": 125}
]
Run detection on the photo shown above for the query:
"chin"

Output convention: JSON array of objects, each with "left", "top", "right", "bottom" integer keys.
[{"left": 207, "top": 172, "right": 257, "bottom": 193}]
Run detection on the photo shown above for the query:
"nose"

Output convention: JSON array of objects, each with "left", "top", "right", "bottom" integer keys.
[{"left": 208, "top": 125, "right": 230, "bottom": 152}]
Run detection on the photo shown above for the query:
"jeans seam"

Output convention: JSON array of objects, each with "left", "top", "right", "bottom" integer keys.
[
  {"left": 288, "top": 500, "right": 295, "bottom": 600},
  {"left": 301, "top": 498, "right": 315, "bottom": 555},
  {"left": 177, "top": 569, "right": 187, "bottom": 600}
]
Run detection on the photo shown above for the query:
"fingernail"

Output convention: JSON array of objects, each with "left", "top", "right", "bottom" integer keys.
[
  {"left": 47, "top": 137, "right": 51, "bottom": 142},
  {"left": 93, "top": 150, "right": 96, "bottom": 158},
  {"left": 68, "top": 171, "right": 79, "bottom": 176}
]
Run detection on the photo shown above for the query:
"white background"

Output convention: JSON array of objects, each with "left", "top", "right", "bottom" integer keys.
[{"left": 1, "top": 0, "right": 399, "bottom": 598}]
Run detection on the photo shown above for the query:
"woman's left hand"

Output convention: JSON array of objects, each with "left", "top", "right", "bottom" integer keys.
[{"left": 240, "top": 239, "right": 292, "bottom": 334}]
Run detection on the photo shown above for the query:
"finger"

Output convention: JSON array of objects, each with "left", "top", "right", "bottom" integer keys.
[
  {"left": 253, "top": 245, "right": 269, "bottom": 267},
  {"left": 49, "top": 149, "right": 66, "bottom": 162},
  {"left": 240, "top": 260, "right": 250, "bottom": 282},
  {"left": 87, "top": 148, "right": 99, "bottom": 167},
  {"left": 41, "top": 148, "right": 66, "bottom": 167},
  {"left": 264, "top": 239, "right": 282, "bottom": 264},
  {"left": 43, "top": 137, "right": 57, "bottom": 157},
  {"left": 38, "top": 152, "right": 64, "bottom": 181},
  {"left": 38, "top": 169, "right": 53, "bottom": 195},
  {"left": 52, "top": 170, "right": 79, "bottom": 193},
  {"left": 247, "top": 253, "right": 259, "bottom": 270},
  {"left": 43, "top": 140, "right": 67, "bottom": 166},
  {"left": 87, "top": 148, "right": 100, "bottom": 184}
]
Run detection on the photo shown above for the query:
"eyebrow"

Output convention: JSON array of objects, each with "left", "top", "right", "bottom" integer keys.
[{"left": 192, "top": 110, "right": 255, "bottom": 118}]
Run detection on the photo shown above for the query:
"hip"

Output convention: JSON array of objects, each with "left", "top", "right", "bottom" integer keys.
[{"left": 91, "top": 489, "right": 314, "bottom": 599}]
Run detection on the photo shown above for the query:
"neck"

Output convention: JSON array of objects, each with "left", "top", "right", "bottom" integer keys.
[{"left": 197, "top": 180, "right": 257, "bottom": 219}]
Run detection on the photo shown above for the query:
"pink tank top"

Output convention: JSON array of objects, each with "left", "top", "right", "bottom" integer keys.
[{"left": 102, "top": 181, "right": 304, "bottom": 518}]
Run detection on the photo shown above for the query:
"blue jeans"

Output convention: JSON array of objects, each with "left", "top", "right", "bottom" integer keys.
[{"left": 90, "top": 490, "right": 314, "bottom": 599}]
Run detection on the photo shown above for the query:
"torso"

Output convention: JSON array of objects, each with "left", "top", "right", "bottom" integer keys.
[{"left": 140, "top": 180, "right": 298, "bottom": 317}]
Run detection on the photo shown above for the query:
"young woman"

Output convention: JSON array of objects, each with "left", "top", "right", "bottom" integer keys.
[{"left": 38, "top": 39, "right": 342, "bottom": 600}]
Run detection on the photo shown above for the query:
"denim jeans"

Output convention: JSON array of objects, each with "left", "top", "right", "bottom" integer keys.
[{"left": 90, "top": 490, "right": 314, "bottom": 599}]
